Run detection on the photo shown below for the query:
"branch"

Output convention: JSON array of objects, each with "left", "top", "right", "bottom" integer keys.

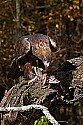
[
  {"left": 0, "top": 0, "right": 12, "bottom": 5},
  {"left": 0, "top": 105, "right": 60, "bottom": 125}
]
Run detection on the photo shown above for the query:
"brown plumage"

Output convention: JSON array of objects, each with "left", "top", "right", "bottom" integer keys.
[
  {"left": 15, "top": 34, "right": 56, "bottom": 67},
  {"left": 8, "top": 34, "right": 56, "bottom": 80}
]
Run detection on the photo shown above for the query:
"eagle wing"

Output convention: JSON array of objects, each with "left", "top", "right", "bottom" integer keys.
[{"left": 15, "top": 38, "right": 31, "bottom": 58}]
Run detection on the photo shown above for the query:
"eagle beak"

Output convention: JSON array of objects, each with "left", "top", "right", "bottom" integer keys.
[{"left": 43, "top": 61, "right": 50, "bottom": 69}]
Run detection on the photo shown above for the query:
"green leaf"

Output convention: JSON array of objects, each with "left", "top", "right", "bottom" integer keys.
[
  {"left": 74, "top": 101, "right": 80, "bottom": 106},
  {"left": 34, "top": 120, "right": 39, "bottom": 125},
  {"left": 34, "top": 116, "right": 49, "bottom": 125}
]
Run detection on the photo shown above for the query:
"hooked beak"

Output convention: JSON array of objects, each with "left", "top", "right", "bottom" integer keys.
[{"left": 43, "top": 61, "right": 50, "bottom": 69}]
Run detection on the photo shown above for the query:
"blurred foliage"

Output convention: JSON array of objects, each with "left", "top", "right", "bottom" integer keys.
[
  {"left": 0, "top": 0, "right": 83, "bottom": 83},
  {"left": 0, "top": 0, "right": 83, "bottom": 125}
]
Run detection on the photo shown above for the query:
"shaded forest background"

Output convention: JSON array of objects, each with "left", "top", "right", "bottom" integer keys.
[
  {"left": 0, "top": 0, "right": 83, "bottom": 84},
  {"left": 0, "top": 0, "right": 83, "bottom": 125}
]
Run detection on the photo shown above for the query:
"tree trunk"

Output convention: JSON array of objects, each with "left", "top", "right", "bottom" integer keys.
[{"left": 16, "top": 0, "right": 22, "bottom": 37}]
